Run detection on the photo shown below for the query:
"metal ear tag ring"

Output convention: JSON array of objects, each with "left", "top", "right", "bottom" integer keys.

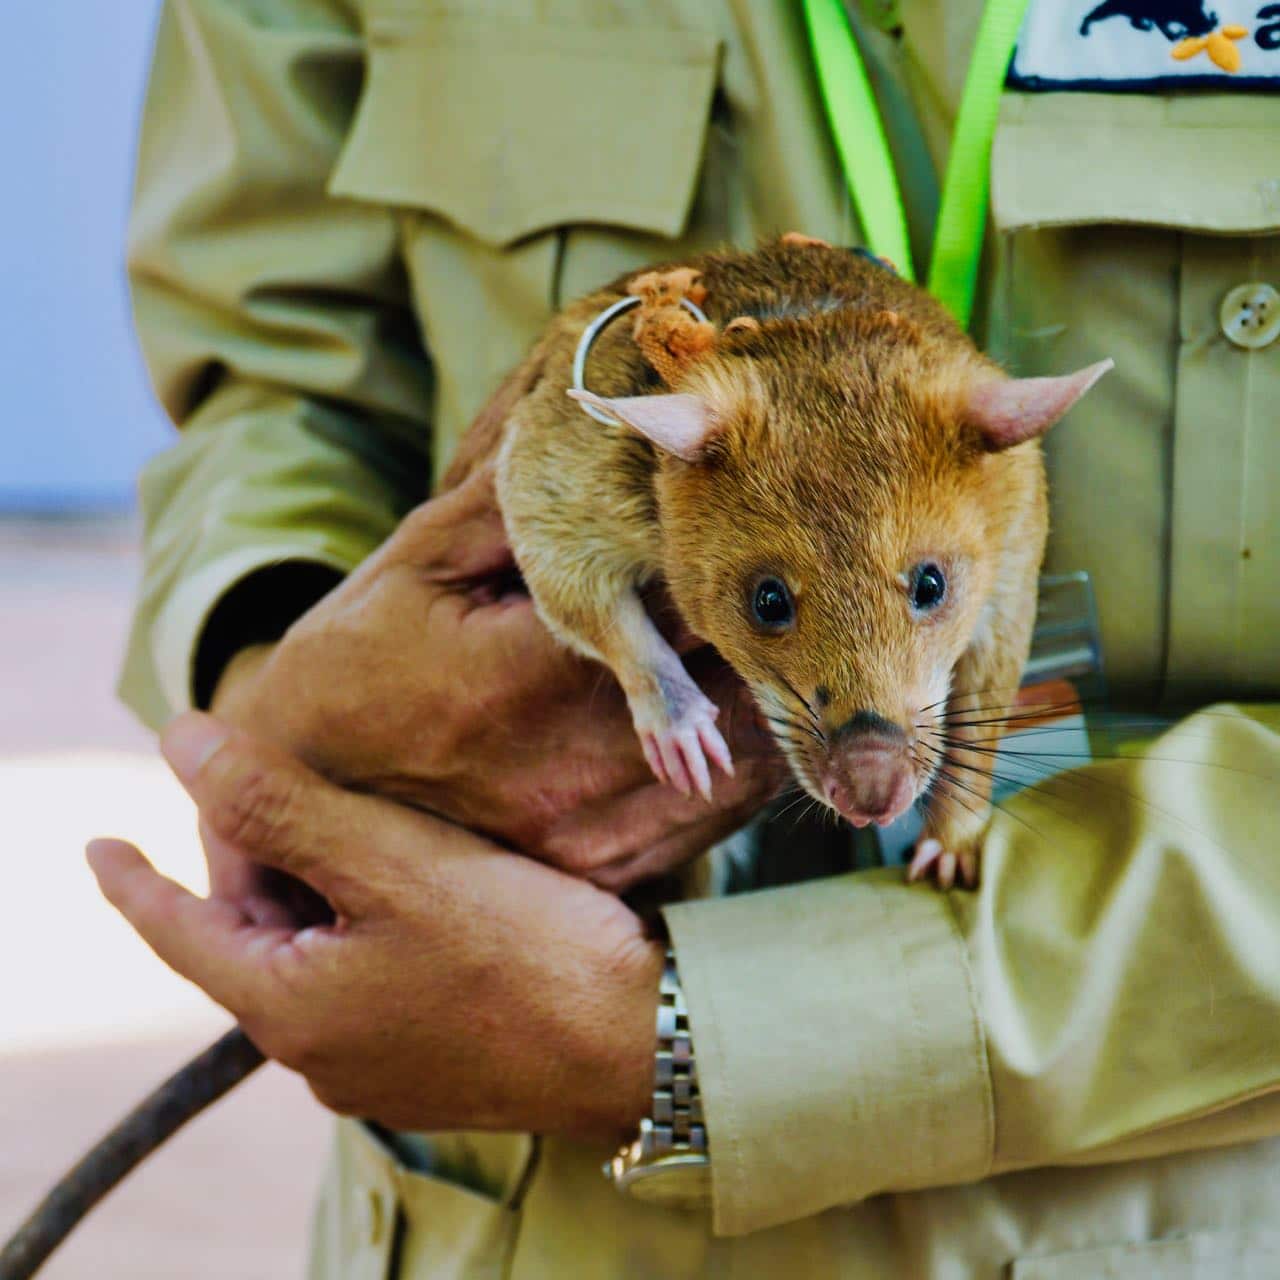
[{"left": 571, "top": 295, "right": 710, "bottom": 426}]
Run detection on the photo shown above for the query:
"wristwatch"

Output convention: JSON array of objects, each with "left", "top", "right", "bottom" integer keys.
[{"left": 604, "top": 950, "right": 711, "bottom": 1208}]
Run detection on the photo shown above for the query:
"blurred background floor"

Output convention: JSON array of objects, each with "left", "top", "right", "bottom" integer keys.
[{"left": 0, "top": 516, "right": 330, "bottom": 1279}]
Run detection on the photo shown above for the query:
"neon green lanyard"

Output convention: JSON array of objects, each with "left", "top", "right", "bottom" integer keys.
[{"left": 802, "top": 0, "right": 1030, "bottom": 329}]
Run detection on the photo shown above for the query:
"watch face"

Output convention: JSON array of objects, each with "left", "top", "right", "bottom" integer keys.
[{"left": 621, "top": 1156, "right": 712, "bottom": 1210}]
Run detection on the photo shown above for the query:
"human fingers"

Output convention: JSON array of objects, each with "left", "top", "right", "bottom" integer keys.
[
  {"left": 379, "top": 462, "right": 514, "bottom": 582},
  {"left": 161, "top": 713, "right": 381, "bottom": 915},
  {"left": 86, "top": 838, "right": 284, "bottom": 1016},
  {"left": 520, "top": 661, "right": 782, "bottom": 874},
  {"left": 601, "top": 777, "right": 776, "bottom": 891},
  {"left": 204, "top": 855, "right": 292, "bottom": 928},
  {"left": 199, "top": 819, "right": 320, "bottom": 928},
  {"left": 539, "top": 738, "right": 784, "bottom": 883}
]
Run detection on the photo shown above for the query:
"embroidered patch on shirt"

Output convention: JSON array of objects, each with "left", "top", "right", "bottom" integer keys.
[{"left": 1009, "top": 2, "right": 1280, "bottom": 90}]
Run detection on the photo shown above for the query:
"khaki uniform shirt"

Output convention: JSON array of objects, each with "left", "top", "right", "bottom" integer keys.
[{"left": 124, "top": 0, "right": 1280, "bottom": 1274}]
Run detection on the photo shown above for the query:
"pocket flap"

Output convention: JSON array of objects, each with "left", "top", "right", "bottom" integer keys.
[
  {"left": 329, "top": 15, "right": 719, "bottom": 247},
  {"left": 992, "top": 93, "right": 1280, "bottom": 234}
]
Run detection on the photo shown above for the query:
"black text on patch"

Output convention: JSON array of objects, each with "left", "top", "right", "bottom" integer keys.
[{"left": 1010, "top": 1, "right": 1280, "bottom": 89}]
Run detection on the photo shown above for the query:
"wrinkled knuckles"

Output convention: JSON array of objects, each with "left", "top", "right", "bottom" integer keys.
[
  {"left": 204, "top": 757, "right": 306, "bottom": 857},
  {"left": 394, "top": 498, "right": 460, "bottom": 562}
]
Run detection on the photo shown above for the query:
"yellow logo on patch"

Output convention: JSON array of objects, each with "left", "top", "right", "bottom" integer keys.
[
  {"left": 1172, "top": 22, "right": 1250, "bottom": 69},
  {"left": 1011, "top": 2, "right": 1280, "bottom": 92}
]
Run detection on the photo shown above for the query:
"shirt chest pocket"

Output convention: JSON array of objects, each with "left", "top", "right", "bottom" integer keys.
[
  {"left": 987, "top": 92, "right": 1280, "bottom": 701},
  {"left": 327, "top": 5, "right": 722, "bottom": 482}
]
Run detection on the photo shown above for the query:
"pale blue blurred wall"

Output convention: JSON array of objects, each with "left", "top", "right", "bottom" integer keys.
[{"left": 0, "top": 1, "right": 172, "bottom": 512}]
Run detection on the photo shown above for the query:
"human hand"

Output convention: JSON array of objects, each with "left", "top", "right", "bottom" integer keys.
[
  {"left": 212, "top": 463, "right": 786, "bottom": 897},
  {"left": 89, "top": 713, "right": 661, "bottom": 1136}
]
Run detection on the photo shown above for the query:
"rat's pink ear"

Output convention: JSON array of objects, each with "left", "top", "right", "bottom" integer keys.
[
  {"left": 966, "top": 359, "right": 1114, "bottom": 450},
  {"left": 567, "top": 390, "right": 718, "bottom": 462}
]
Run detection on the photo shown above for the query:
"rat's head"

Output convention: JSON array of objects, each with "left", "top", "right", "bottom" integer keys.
[{"left": 572, "top": 308, "right": 1110, "bottom": 827}]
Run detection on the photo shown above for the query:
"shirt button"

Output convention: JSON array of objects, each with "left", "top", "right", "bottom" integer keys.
[
  {"left": 1219, "top": 282, "right": 1280, "bottom": 350},
  {"left": 354, "top": 1186, "right": 388, "bottom": 1246}
]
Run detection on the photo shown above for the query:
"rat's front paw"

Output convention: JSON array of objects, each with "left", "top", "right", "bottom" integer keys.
[
  {"left": 906, "top": 837, "right": 981, "bottom": 891},
  {"left": 907, "top": 805, "right": 988, "bottom": 890},
  {"left": 635, "top": 691, "right": 734, "bottom": 803}
]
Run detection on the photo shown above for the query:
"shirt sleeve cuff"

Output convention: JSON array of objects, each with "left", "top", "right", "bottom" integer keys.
[
  {"left": 147, "top": 543, "right": 355, "bottom": 720},
  {"left": 664, "top": 871, "right": 994, "bottom": 1237}
]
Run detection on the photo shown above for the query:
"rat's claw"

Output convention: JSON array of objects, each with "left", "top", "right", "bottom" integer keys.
[
  {"left": 699, "top": 721, "right": 735, "bottom": 780},
  {"left": 906, "top": 837, "right": 942, "bottom": 884},
  {"left": 907, "top": 836, "right": 981, "bottom": 892},
  {"left": 936, "top": 852, "right": 958, "bottom": 891},
  {"left": 632, "top": 678, "right": 729, "bottom": 802},
  {"left": 640, "top": 733, "right": 669, "bottom": 787},
  {"left": 655, "top": 732, "right": 695, "bottom": 798},
  {"left": 677, "top": 729, "right": 714, "bottom": 803}
]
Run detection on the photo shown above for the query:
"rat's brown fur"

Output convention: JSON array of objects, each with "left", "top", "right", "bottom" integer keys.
[{"left": 484, "top": 238, "right": 1061, "bottom": 885}]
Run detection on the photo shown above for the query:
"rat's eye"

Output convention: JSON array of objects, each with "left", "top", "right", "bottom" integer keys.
[
  {"left": 750, "top": 577, "right": 795, "bottom": 631},
  {"left": 910, "top": 563, "right": 947, "bottom": 612}
]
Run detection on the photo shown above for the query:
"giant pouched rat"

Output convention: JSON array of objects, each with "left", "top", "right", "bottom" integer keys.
[
  {"left": 1, "top": 236, "right": 1109, "bottom": 1277},
  {"left": 486, "top": 234, "right": 1110, "bottom": 889}
]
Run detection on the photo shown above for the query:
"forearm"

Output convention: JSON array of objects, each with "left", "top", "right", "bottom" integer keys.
[{"left": 667, "top": 703, "right": 1280, "bottom": 1236}]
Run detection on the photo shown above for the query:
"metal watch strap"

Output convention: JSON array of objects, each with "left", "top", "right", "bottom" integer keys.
[
  {"left": 605, "top": 949, "right": 707, "bottom": 1189},
  {"left": 650, "top": 950, "right": 707, "bottom": 1158}
]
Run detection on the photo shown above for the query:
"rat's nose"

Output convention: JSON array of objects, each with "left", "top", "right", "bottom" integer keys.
[
  {"left": 825, "top": 766, "right": 915, "bottom": 828},
  {"left": 823, "top": 711, "right": 916, "bottom": 828}
]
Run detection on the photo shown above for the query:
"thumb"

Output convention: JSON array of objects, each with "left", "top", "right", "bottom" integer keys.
[
  {"left": 382, "top": 461, "right": 514, "bottom": 581},
  {"left": 86, "top": 837, "right": 278, "bottom": 1016},
  {"left": 161, "top": 713, "right": 374, "bottom": 915}
]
